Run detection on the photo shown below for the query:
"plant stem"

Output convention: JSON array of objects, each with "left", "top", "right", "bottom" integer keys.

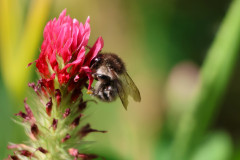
[{"left": 171, "top": 0, "right": 240, "bottom": 159}]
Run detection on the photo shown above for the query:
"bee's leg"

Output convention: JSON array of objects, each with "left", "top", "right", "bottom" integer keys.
[
  {"left": 92, "top": 73, "right": 98, "bottom": 80},
  {"left": 91, "top": 82, "right": 104, "bottom": 99},
  {"left": 93, "top": 81, "right": 104, "bottom": 94},
  {"left": 84, "top": 83, "right": 95, "bottom": 93}
]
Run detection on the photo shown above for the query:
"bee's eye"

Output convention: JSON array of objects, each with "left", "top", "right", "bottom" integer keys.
[
  {"left": 95, "top": 58, "right": 101, "bottom": 62},
  {"left": 90, "top": 57, "right": 102, "bottom": 67}
]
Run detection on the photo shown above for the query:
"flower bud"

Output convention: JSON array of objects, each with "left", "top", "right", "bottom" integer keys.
[
  {"left": 79, "top": 124, "right": 107, "bottom": 139},
  {"left": 55, "top": 89, "right": 61, "bottom": 106},
  {"left": 46, "top": 97, "right": 53, "bottom": 116},
  {"left": 61, "top": 133, "right": 71, "bottom": 142},
  {"left": 8, "top": 155, "right": 20, "bottom": 160},
  {"left": 19, "top": 150, "right": 32, "bottom": 157},
  {"left": 63, "top": 108, "right": 71, "bottom": 118},
  {"left": 37, "top": 147, "right": 48, "bottom": 154},
  {"left": 71, "top": 114, "right": 83, "bottom": 128},
  {"left": 51, "top": 118, "right": 58, "bottom": 131},
  {"left": 31, "top": 123, "right": 39, "bottom": 138}
]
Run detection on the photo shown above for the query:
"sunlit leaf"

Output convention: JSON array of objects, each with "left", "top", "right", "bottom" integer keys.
[{"left": 191, "top": 132, "right": 232, "bottom": 160}]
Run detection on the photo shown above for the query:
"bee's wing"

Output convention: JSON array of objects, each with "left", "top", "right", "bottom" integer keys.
[
  {"left": 109, "top": 69, "right": 129, "bottom": 109},
  {"left": 109, "top": 69, "right": 141, "bottom": 110},
  {"left": 115, "top": 80, "right": 129, "bottom": 110},
  {"left": 121, "top": 72, "right": 141, "bottom": 102}
]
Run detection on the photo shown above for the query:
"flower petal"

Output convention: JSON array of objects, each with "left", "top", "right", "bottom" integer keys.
[
  {"left": 81, "top": 66, "right": 93, "bottom": 90},
  {"left": 84, "top": 36, "right": 104, "bottom": 66},
  {"left": 60, "top": 46, "right": 85, "bottom": 77}
]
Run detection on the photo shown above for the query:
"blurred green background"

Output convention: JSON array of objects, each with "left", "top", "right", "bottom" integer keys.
[{"left": 1, "top": 0, "right": 240, "bottom": 159}]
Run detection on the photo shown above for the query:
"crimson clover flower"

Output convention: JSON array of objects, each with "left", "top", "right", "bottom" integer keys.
[
  {"left": 35, "top": 9, "right": 103, "bottom": 91},
  {"left": 7, "top": 9, "right": 106, "bottom": 160}
]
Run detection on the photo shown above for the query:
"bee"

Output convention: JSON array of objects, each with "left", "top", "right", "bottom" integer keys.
[{"left": 89, "top": 53, "right": 141, "bottom": 110}]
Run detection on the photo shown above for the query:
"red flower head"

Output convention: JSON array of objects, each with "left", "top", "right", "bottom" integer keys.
[
  {"left": 8, "top": 9, "right": 108, "bottom": 159},
  {"left": 36, "top": 9, "right": 104, "bottom": 91}
]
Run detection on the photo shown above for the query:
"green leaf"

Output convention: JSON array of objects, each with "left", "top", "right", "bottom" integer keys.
[
  {"left": 191, "top": 132, "right": 232, "bottom": 160},
  {"left": 171, "top": 0, "right": 240, "bottom": 159}
]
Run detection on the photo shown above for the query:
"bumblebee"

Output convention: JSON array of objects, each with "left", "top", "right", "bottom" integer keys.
[{"left": 90, "top": 53, "right": 141, "bottom": 109}]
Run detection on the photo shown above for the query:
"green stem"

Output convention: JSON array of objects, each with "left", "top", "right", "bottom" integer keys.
[{"left": 172, "top": 0, "right": 240, "bottom": 159}]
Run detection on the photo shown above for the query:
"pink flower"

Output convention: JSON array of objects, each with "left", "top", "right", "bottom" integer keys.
[
  {"left": 8, "top": 9, "right": 107, "bottom": 159},
  {"left": 36, "top": 9, "right": 104, "bottom": 90}
]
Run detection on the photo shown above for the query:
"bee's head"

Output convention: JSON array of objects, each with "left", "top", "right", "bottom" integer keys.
[{"left": 90, "top": 54, "right": 103, "bottom": 70}]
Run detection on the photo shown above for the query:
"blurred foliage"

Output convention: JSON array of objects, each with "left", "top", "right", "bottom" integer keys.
[
  {"left": 1, "top": 0, "right": 240, "bottom": 160},
  {"left": 171, "top": 0, "right": 240, "bottom": 159},
  {"left": 0, "top": 76, "right": 25, "bottom": 158},
  {"left": 0, "top": 0, "right": 52, "bottom": 101},
  {"left": 191, "top": 132, "right": 232, "bottom": 160}
]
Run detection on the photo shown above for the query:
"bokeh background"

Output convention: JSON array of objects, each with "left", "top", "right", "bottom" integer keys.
[{"left": 1, "top": 0, "right": 240, "bottom": 159}]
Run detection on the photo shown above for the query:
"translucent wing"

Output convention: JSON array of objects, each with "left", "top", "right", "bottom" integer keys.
[
  {"left": 121, "top": 72, "right": 141, "bottom": 102},
  {"left": 109, "top": 69, "right": 129, "bottom": 109},
  {"left": 109, "top": 69, "right": 141, "bottom": 110},
  {"left": 115, "top": 80, "right": 129, "bottom": 110}
]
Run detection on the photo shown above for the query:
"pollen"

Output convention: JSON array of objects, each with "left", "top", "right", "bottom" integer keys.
[{"left": 87, "top": 90, "right": 93, "bottom": 94}]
